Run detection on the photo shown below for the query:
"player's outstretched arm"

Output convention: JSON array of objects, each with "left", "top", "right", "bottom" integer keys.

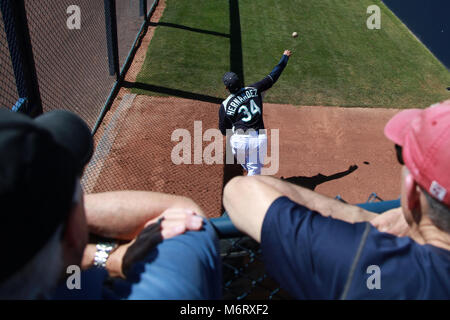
[
  {"left": 269, "top": 50, "right": 291, "bottom": 83},
  {"left": 84, "top": 191, "right": 205, "bottom": 240},
  {"left": 251, "top": 50, "right": 292, "bottom": 92}
]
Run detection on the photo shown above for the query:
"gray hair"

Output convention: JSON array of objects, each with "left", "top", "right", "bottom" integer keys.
[
  {"left": 0, "top": 225, "right": 64, "bottom": 299},
  {"left": 424, "top": 191, "right": 450, "bottom": 234}
]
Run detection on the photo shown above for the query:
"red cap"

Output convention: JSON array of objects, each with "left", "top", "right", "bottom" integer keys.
[{"left": 384, "top": 100, "right": 450, "bottom": 207}]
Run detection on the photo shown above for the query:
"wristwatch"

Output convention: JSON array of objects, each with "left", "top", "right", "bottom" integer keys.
[{"left": 93, "top": 241, "right": 118, "bottom": 268}]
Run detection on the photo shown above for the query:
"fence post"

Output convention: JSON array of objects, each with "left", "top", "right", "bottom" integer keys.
[
  {"left": 104, "top": 0, "right": 120, "bottom": 78},
  {"left": 0, "top": 0, "right": 42, "bottom": 117},
  {"left": 140, "top": 0, "right": 147, "bottom": 18}
]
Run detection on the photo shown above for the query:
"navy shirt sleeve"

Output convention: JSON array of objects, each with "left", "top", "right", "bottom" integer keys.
[
  {"left": 218, "top": 104, "right": 232, "bottom": 135},
  {"left": 260, "top": 196, "right": 369, "bottom": 299},
  {"left": 250, "top": 54, "right": 289, "bottom": 92}
]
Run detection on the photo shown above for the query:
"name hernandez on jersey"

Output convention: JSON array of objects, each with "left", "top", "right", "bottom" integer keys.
[
  {"left": 225, "top": 88, "right": 259, "bottom": 116},
  {"left": 221, "top": 87, "right": 264, "bottom": 132}
]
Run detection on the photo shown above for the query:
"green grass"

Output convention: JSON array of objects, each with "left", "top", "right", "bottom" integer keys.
[{"left": 133, "top": 0, "right": 450, "bottom": 108}]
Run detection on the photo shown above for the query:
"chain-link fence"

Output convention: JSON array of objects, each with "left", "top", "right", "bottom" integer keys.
[
  {"left": 220, "top": 235, "right": 293, "bottom": 300},
  {"left": 23, "top": 0, "right": 114, "bottom": 127},
  {"left": 0, "top": 9, "right": 18, "bottom": 110},
  {"left": 210, "top": 216, "right": 292, "bottom": 300},
  {"left": 0, "top": 0, "right": 156, "bottom": 128}
]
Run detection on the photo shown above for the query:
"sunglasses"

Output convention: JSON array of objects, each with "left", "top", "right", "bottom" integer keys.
[{"left": 395, "top": 144, "right": 404, "bottom": 165}]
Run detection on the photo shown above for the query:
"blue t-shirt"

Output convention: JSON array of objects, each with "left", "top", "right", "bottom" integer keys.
[{"left": 261, "top": 196, "right": 450, "bottom": 299}]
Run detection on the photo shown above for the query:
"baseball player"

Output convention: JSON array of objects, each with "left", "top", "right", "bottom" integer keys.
[{"left": 219, "top": 50, "right": 292, "bottom": 176}]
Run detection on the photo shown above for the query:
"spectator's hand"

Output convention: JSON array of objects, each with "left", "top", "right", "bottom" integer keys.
[
  {"left": 106, "top": 209, "right": 204, "bottom": 278},
  {"left": 370, "top": 207, "right": 410, "bottom": 237},
  {"left": 146, "top": 208, "right": 204, "bottom": 239},
  {"left": 284, "top": 50, "right": 292, "bottom": 57}
]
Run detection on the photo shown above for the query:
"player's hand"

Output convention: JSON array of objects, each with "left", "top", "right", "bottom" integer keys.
[
  {"left": 370, "top": 207, "right": 410, "bottom": 237},
  {"left": 283, "top": 50, "right": 292, "bottom": 57}
]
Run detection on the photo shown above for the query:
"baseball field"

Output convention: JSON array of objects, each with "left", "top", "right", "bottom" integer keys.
[
  {"left": 132, "top": 0, "right": 450, "bottom": 108},
  {"left": 88, "top": 0, "right": 450, "bottom": 219}
]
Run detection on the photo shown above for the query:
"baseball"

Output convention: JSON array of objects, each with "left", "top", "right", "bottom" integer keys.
[{"left": 292, "top": 32, "right": 298, "bottom": 38}]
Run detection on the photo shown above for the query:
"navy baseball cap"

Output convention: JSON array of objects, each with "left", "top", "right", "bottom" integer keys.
[
  {"left": 0, "top": 109, "right": 93, "bottom": 283},
  {"left": 223, "top": 72, "right": 241, "bottom": 92}
]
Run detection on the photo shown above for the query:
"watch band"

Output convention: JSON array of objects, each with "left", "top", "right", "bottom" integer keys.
[{"left": 94, "top": 241, "right": 118, "bottom": 268}]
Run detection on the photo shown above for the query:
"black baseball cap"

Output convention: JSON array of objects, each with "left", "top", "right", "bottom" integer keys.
[
  {"left": 0, "top": 109, "right": 93, "bottom": 283},
  {"left": 223, "top": 72, "right": 241, "bottom": 92}
]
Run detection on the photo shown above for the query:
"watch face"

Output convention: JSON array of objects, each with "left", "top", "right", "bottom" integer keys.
[
  {"left": 97, "top": 242, "right": 116, "bottom": 252},
  {"left": 97, "top": 251, "right": 109, "bottom": 259},
  {"left": 94, "top": 242, "right": 118, "bottom": 268}
]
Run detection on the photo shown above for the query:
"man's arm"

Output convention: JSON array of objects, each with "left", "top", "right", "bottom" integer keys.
[
  {"left": 256, "top": 176, "right": 415, "bottom": 237},
  {"left": 84, "top": 191, "right": 205, "bottom": 240},
  {"left": 81, "top": 207, "right": 205, "bottom": 276},
  {"left": 251, "top": 175, "right": 377, "bottom": 223},
  {"left": 256, "top": 176, "right": 414, "bottom": 236},
  {"left": 251, "top": 50, "right": 292, "bottom": 93},
  {"left": 223, "top": 176, "right": 377, "bottom": 242}
]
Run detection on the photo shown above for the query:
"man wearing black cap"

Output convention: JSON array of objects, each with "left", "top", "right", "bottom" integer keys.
[
  {"left": 219, "top": 50, "right": 292, "bottom": 176},
  {"left": 0, "top": 109, "right": 222, "bottom": 299}
]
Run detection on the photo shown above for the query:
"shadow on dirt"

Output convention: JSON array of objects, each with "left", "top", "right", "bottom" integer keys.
[{"left": 282, "top": 165, "right": 359, "bottom": 191}]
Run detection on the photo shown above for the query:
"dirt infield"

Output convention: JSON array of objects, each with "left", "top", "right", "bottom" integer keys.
[{"left": 84, "top": 94, "right": 402, "bottom": 218}]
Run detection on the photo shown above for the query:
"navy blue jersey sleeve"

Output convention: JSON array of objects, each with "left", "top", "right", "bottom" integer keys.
[
  {"left": 260, "top": 196, "right": 369, "bottom": 299},
  {"left": 251, "top": 54, "right": 289, "bottom": 92},
  {"left": 218, "top": 104, "right": 232, "bottom": 135}
]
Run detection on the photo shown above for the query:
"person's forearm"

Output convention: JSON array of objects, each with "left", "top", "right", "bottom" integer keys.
[
  {"left": 84, "top": 191, "right": 204, "bottom": 240},
  {"left": 269, "top": 54, "right": 289, "bottom": 84},
  {"left": 254, "top": 176, "right": 377, "bottom": 224}
]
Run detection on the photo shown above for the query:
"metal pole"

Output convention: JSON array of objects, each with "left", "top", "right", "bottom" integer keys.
[
  {"left": 92, "top": 0, "right": 159, "bottom": 135},
  {"left": 140, "top": 0, "right": 147, "bottom": 18},
  {"left": 0, "top": 0, "right": 42, "bottom": 116},
  {"left": 104, "top": 0, "right": 120, "bottom": 78}
]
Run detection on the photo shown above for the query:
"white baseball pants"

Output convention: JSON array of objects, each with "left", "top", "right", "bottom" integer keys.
[{"left": 230, "top": 131, "right": 267, "bottom": 176}]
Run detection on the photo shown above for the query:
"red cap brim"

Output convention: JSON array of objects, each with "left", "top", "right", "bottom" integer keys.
[{"left": 384, "top": 109, "right": 422, "bottom": 146}]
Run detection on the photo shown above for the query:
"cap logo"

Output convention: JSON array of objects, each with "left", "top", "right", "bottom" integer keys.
[{"left": 429, "top": 181, "right": 447, "bottom": 201}]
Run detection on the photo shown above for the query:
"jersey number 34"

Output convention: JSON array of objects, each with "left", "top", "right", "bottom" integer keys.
[{"left": 238, "top": 99, "right": 261, "bottom": 122}]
